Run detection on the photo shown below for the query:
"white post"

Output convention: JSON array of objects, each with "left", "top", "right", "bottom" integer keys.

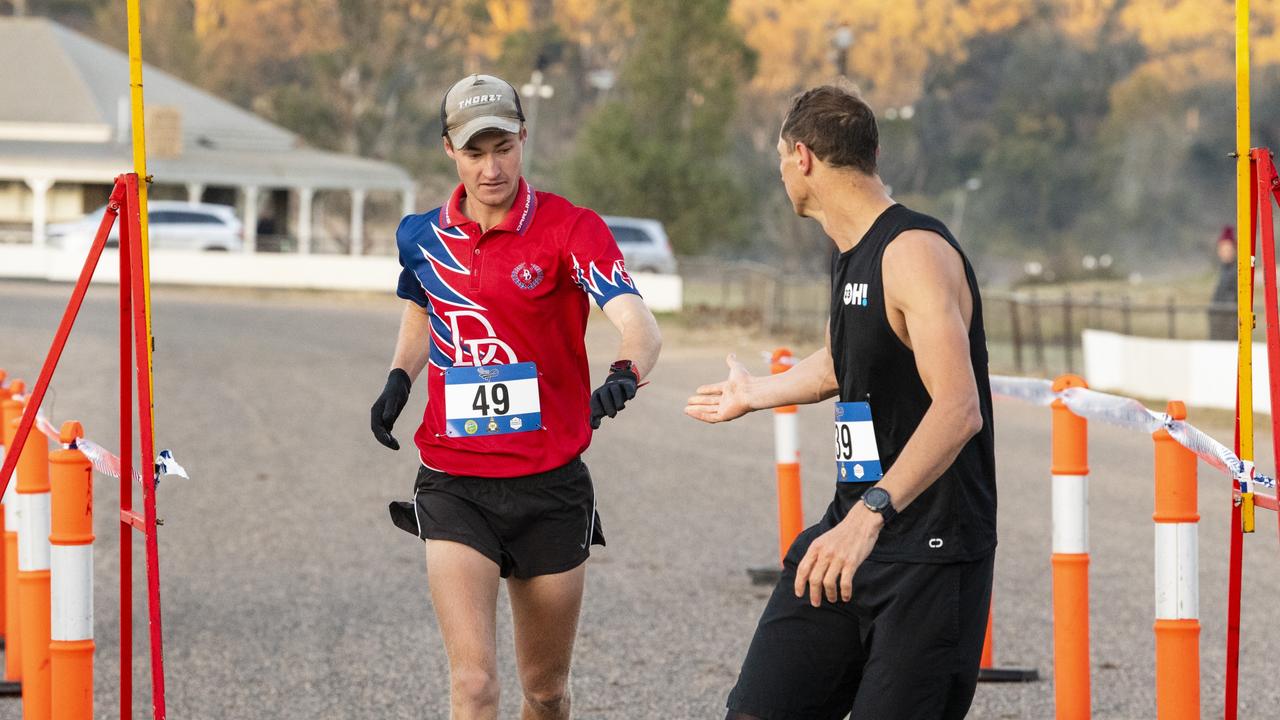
[
  {"left": 26, "top": 178, "right": 53, "bottom": 247},
  {"left": 242, "top": 185, "right": 259, "bottom": 253},
  {"left": 297, "top": 187, "right": 314, "bottom": 254},
  {"left": 402, "top": 186, "right": 415, "bottom": 219},
  {"left": 186, "top": 183, "right": 205, "bottom": 205},
  {"left": 350, "top": 188, "right": 366, "bottom": 256}
]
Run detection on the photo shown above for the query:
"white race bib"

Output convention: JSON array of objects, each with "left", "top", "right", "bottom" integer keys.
[
  {"left": 835, "top": 401, "right": 882, "bottom": 483},
  {"left": 443, "top": 362, "right": 541, "bottom": 437}
]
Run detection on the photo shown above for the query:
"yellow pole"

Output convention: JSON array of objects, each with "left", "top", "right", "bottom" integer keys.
[
  {"left": 1235, "top": 0, "right": 1255, "bottom": 532},
  {"left": 125, "top": 0, "right": 158, "bottom": 449}
]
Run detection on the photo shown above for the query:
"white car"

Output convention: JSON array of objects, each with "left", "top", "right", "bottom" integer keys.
[
  {"left": 603, "top": 216, "right": 677, "bottom": 275},
  {"left": 47, "top": 201, "right": 244, "bottom": 252}
]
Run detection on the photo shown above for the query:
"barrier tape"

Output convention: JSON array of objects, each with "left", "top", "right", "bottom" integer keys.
[
  {"left": 31, "top": 410, "right": 187, "bottom": 487},
  {"left": 35, "top": 413, "right": 60, "bottom": 442},
  {"left": 74, "top": 437, "right": 142, "bottom": 486},
  {"left": 990, "top": 376, "right": 1276, "bottom": 490},
  {"left": 156, "top": 450, "right": 188, "bottom": 480}
]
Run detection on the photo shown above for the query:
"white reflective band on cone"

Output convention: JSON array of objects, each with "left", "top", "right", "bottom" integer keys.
[
  {"left": 17, "top": 491, "right": 51, "bottom": 571},
  {"left": 3, "top": 473, "right": 16, "bottom": 526},
  {"left": 1154, "top": 523, "right": 1199, "bottom": 620},
  {"left": 1052, "top": 474, "right": 1089, "bottom": 554},
  {"left": 774, "top": 412, "right": 799, "bottom": 464},
  {"left": 50, "top": 544, "right": 92, "bottom": 641}
]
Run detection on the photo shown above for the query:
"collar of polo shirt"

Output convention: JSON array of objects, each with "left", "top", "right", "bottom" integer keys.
[{"left": 440, "top": 177, "right": 539, "bottom": 236}]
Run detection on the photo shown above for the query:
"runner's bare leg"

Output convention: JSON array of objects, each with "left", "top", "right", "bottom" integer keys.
[
  {"left": 508, "top": 564, "right": 587, "bottom": 720},
  {"left": 427, "top": 540, "right": 502, "bottom": 720}
]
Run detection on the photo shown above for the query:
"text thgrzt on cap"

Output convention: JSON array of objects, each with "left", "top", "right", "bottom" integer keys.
[{"left": 440, "top": 74, "right": 527, "bottom": 149}]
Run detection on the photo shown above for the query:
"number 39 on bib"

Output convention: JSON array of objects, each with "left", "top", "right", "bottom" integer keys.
[
  {"left": 444, "top": 362, "right": 542, "bottom": 438},
  {"left": 835, "top": 402, "right": 882, "bottom": 483}
]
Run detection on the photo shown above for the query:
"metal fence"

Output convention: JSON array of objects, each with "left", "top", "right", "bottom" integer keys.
[
  {"left": 983, "top": 290, "right": 1236, "bottom": 377},
  {"left": 678, "top": 259, "right": 1237, "bottom": 377},
  {"left": 679, "top": 258, "right": 829, "bottom": 339}
]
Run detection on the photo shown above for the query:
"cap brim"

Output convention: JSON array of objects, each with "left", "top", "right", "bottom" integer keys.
[{"left": 448, "top": 116, "right": 522, "bottom": 149}]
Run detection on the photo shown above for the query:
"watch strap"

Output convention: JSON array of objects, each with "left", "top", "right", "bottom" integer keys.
[{"left": 609, "top": 359, "right": 647, "bottom": 387}]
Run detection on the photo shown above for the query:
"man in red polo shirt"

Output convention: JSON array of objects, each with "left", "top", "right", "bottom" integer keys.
[{"left": 371, "top": 74, "right": 662, "bottom": 720}]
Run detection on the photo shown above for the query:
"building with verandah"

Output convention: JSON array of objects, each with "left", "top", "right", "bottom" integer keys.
[{"left": 0, "top": 16, "right": 414, "bottom": 256}]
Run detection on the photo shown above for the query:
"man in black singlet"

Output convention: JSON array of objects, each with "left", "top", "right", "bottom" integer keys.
[{"left": 686, "top": 85, "right": 997, "bottom": 719}]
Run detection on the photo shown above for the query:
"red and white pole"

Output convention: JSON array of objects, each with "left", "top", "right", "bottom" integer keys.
[
  {"left": 1051, "top": 374, "right": 1090, "bottom": 720},
  {"left": 12, "top": 396, "right": 52, "bottom": 719},
  {"left": 1, "top": 385, "right": 25, "bottom": 685},
  {"left": 50, "top": 421, "right": 93, "bottom": 720},
  {"left": 1153, "top": 401, "right": 1199, "bottom": 720},
  {"left": 771, "top": 348, "right": 802, "bottom": 566},
  {"left": 0, "top": 370, "right": 10, "bottom": 651}
]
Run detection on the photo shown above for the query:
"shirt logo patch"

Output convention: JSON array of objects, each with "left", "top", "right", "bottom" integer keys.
[
  {"left": 843, "top": 282, "right": 869, "bottom": 307},
  {"left": 511, "top": 262, "right": 545, "bottom": 290}
]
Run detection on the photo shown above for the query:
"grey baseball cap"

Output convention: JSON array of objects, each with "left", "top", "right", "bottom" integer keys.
[{"left": 440, "top": 74, "right": 526, "bottom": 149}]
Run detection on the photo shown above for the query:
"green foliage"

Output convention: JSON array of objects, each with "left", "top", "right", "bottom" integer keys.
[{"left": 565, "top": 0, "right": 755, "bottom": 255}]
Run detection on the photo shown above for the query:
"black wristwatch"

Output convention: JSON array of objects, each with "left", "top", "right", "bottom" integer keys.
[{"left": 861, "top": 486, "right": 897, "bottom": 525}]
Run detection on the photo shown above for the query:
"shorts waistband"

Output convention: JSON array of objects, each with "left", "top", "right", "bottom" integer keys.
[{"left": 418, "top": 456, "right": 585, "bottom": 483}]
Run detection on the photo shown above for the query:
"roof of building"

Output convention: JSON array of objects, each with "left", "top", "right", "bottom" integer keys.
[{"left": 0, "top": 17, "right": 412, "bottom": 191}]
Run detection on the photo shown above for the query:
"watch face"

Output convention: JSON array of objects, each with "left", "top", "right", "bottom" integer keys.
[{"left": 863, "top": 487, "right": 889, "bottom": 511}]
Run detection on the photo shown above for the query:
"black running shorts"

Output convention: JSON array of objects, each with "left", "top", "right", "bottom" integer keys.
[
  {"left": 727, "top": 520, "right": 994, "bottom": 720},
  {"left": 388, "top": 458, "right": 604, "bottom": 579}
]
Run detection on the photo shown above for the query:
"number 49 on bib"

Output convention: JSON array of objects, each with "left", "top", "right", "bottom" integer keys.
[{"left": 443, "top": 362, "right": 542, "bottom": 437}]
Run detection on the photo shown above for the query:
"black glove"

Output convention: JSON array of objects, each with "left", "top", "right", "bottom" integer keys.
[
  {"left": 590, "top": 366, "right": 639, "bottom": 429},
  {"left": 371, "top": 368, "right": 412, "bottom": 450}
]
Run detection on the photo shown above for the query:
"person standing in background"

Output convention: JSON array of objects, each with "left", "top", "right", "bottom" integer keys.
[{"left": 1210, "top": 226, "right": 1237, "bottom": 341}]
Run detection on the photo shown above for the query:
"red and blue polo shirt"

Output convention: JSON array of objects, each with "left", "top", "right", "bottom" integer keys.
[{"left": 395, "top": 178, "right": 641, "bottom": 478}]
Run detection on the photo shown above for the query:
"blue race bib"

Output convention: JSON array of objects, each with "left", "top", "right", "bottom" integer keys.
[
  {"left": 835, "top": 401, "right": 882, "bottom": 483},
  {"left": 443, "top": 362, "right": 541, "bottom": 437}
]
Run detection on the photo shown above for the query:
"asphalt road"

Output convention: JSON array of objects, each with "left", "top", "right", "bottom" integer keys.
[{"left": 1, "top": 280, "right": 1278, "bottom": 719}]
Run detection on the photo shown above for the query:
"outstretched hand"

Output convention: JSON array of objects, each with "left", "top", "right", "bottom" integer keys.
[{"left": 684, "top": 354, "right": 754, "bottom": 424}]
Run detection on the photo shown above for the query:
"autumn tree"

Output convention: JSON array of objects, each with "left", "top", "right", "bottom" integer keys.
[{"left": 566, "top": 0, "right": 755, "bottom": 254}]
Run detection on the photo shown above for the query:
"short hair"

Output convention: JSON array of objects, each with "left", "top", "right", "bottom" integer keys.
[{"left": 780, "top": 86, "right": 878, "bottom": 174}]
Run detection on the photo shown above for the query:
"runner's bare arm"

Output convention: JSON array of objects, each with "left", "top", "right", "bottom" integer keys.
[
  {"left": 601, "top": 294, "right": 662, "bottom": 379},
  {"left": 391, "top": 300, "right": 433, "bottom": 382},
  {"left": 872, "top": 230, "right": 983, "bottom": 510},
  {"left": 793, "top": 231, "right": 982, "bottom": 607},
  {"left": 684, "top": 324, "right": 838, "bottom": 424}
]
